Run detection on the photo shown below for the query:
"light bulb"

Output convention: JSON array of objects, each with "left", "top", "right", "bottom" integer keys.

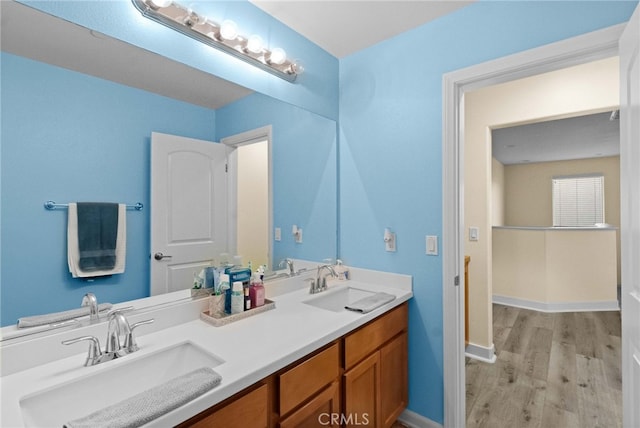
[
  {"left": 267, "top": 47, "right": 286, "bottom": 65},
  {"left": 246, "top": 35, "right": 264, "bottom": 54},
  {"left": 220, "top": 20, "right": 238, "bottom": 40},
  {"left": 148, "top": 0, "right": 172, "bottom": 8},
  {"left": 288, "top": 61, "right": 304, "bottom": 75}
]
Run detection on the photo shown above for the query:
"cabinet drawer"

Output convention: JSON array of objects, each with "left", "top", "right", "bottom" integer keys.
[
  {"left": 279, "top": 342, "right": 340, "bottom": 416},
  {"left": 344, "top": 302, "right": 408, "bottom": 370},
  {"left": 185, "top": 383, "right": 268, "bottom": 428}
]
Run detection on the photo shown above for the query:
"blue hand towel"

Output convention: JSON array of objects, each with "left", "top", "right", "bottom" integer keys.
[{"left": 76, "top": 202, "right": 118, "bottom": 272}]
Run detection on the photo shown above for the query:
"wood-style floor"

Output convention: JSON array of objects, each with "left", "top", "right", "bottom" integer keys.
[{"left": 466, "top": 304, "right": 621, "bottom": 428}]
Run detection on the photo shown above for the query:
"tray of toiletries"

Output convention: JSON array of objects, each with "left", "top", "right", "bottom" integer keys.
[{"left": 200, "top": 298, "right": 276, "bottom": 327}]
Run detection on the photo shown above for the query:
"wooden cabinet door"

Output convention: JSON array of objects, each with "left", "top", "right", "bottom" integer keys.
[
  {"left": 183, "top": 383, "right": 268, "bottom": 428},
  {"left": 343, "top": 351, "right": 380, "bottom": 427},
  {"left": 279, "top": 381, "right": 340, "bottom": 428},
  {"left": 380, "top": 332, "right": 408, "bottom": 428}
]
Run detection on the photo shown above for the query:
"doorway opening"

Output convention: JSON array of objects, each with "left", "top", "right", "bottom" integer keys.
[
  {"left": 222, "top": 125, "right": 273, "bottom": 270},
  {"left": 442, "top": 23, "right": 626, "bottom": 427}
]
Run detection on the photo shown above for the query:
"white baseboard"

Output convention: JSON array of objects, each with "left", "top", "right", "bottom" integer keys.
[
  {"left": 493, "top": 294, "right": 619, "bottom": 313},
  {"left": 398, "top": 408, "right": 442, "bottom": 428},
  {"left": 465, "top": 342, "right": 497, "bottom": 363}
]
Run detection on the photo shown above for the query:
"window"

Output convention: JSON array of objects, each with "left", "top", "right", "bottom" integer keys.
[{"left": 552, "top": 174, "right": 604, "bottom": 227}]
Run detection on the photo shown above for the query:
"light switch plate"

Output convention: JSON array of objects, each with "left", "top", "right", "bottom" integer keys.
[
  {"left": 426, "top": 235, "right": 438, "bottom": 255},
  {"left": 469, "top": 227, "right": 479, "bottom": 242},
  {"left": 274, "top": 227, "right": 281, "bottom": 241}
]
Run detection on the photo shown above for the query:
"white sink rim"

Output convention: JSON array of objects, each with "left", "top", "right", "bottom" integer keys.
[
  {"left": 302, "top": 286, "right": 377, "bottom": 312},
  {"left": 19, "top": 340, "right": 224, "bottom": 427}
]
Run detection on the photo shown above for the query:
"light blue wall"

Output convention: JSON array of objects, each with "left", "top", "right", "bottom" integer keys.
[
  {"left": 2, "top": 0, "right": 638, "bottom": 423},
  {"left": 338, "top": 1, "right": 637, "bottom": 424},
  {"left": 0, "top": 53, "right": 216, "bottom": 325},
  {"left": 216, "top": 93, "right": 338, "bottom": 267},
  {"left": 17, "top": 0, "right": 339, "bottom": 121}
]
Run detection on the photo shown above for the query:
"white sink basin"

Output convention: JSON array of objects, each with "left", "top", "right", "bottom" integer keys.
[
  {"left": 19, "top": 341, "right": 224, "bottom": 427},
  {"left": 303, "top": 286, "right": 376, "bottom": 312}
]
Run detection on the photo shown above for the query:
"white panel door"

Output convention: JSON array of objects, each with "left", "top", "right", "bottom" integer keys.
[
  {"left": 620, "top": 5, "right": 640, "bottom": 428},
  {"left": 150, "top": 132, "right": 228, "bottom": 295}
]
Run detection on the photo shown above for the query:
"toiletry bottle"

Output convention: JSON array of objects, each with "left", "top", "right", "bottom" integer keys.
[
  {"left": 244, "top": 286, "right": 252, "bottom": 311},
  {"left": 250, "top": 274, "right": 265, "bottom": 308},
  {"left": 231, "top": 281, "right": 244, "bottom": 314},
  {"left": 335, "top": 259, "right": 349, "bottom": 280},
  {"left": 220, "top": 273, "right": 231, "bottom": 313},
  {"left": 193, "top": 272, "right": 203, "bottom": 289}
]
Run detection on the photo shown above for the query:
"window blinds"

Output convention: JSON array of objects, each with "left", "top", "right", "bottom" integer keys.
[{"left": 552, "top": 175, "right": 604, "bottom": 227}]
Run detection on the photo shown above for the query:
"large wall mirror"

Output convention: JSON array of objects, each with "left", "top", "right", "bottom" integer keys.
[{"left": 0, "top": 1, "right": 337, "bottom": 327}]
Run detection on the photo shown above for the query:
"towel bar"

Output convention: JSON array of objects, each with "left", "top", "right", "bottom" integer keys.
[{"left": 44, "top": 201, "right": 143, "bottom": 211}]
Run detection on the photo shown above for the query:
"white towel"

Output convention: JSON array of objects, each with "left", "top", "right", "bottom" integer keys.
[
  {"left": 63, "top": 367, "right": 222, "bottom": 428},
  {"left": 17, "top": 303, "right": 113, "bottom": 328},
  {"left": 345, "top": 292, "right": 396, "bottom": 314},
  {"left": 68, "top": 203, "right": 126, "bottom": 278}
]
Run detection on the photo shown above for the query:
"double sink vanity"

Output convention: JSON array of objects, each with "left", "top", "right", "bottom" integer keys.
[{"left": 0, "top": 264, "right": 412, "bottom": 427}]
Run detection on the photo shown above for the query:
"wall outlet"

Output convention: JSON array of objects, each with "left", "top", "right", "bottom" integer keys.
[{"left": 384, "top": 228, "right": 396, "bottom": 252}]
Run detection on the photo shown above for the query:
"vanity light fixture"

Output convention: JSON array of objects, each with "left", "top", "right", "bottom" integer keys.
[{"left": 131, "top": 0, "right": 302, "bottom": 82}]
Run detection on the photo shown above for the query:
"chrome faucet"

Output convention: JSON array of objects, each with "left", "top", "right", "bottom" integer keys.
[
  {"left": 81, "top": 292, "right": 99, "bottom": 322},
  {"left": 309, "top": 264, "right": 337, "bottom": 294},
  {"left": 279, "top": 258, "right": 295, "bottom": 276},
  {"left": 62, "top": 310, "right": 153, "bottom": 366},
  {"left": 104, "top": 310, "right": 130, "bottom": 356}
]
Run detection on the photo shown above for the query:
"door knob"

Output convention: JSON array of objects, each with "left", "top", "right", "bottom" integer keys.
[{"left": 153, "top": 252, "right": 172, "bottom": 261}]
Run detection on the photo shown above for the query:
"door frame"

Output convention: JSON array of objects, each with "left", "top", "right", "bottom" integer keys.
[{"left": 442, "top": 24, "right": 625, "bottom": 427}]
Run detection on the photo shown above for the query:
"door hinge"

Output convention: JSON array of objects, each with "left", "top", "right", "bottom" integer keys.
[
  {"left": 454, "top": 275, "right": 460, "bottom": 286},
  {"left": 225, "top": 163, "right": 228, "bottom": 173}
]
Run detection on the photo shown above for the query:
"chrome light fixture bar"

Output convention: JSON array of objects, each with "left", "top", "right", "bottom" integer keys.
[{"left": 131, "top": 0, "right": 301, "bottom": 82}]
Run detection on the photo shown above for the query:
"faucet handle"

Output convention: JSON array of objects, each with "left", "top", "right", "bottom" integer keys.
[
  {"left": 305, "top": 278, "right": 317, "bottom": 294},
  {"left": 123, "top": 318, "right": 154, "bottom": 353},
  {"left": 62, "top": 335, "right": 103, "bottom": 366}
]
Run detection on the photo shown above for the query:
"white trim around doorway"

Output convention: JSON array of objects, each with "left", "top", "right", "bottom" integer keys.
[{"left": 442, "top": 23, "right": 624, "bottom": 428}]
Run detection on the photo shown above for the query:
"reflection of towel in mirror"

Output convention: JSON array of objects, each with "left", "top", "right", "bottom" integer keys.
[
  {"left": 17, "top": 303, "right": 113, "bottom": 328},
  {"left": 68, "top": 203, "right": 126, "bottom": 278},
  {"left": 63, "top": 367, "right": 222, "bottom": 428}
]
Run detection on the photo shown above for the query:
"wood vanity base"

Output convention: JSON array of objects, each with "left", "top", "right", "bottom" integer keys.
[{"left": 178, "top": 302, "right": 408, "bottom": 428}]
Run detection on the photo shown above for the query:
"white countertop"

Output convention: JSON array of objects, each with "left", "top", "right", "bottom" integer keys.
[{"left": 0, "top": 268, "right": 412, "bottom": 427}]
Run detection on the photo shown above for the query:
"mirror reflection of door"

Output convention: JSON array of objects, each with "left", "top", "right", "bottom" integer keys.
[
  {"left": 223, "top": 125, "right": 272, "bottom": 271},
  {"left": 150, "top": 132, "right": 229, "bottom": 295}
]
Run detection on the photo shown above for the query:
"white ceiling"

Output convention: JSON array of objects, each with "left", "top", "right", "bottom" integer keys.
[
  {"left": 492, "top": 111, "right": 620, "bottom": 165},
  {"left": 249, "top": 1, "right": 474, "bottom": 58}
]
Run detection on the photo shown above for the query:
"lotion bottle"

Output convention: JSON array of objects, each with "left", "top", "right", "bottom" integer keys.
[
  {"left": 230, "top": 281, "right": 244, "bottom": 314},
  {"left": 250, "top": 273, "right": 265, "bottom": 308}
]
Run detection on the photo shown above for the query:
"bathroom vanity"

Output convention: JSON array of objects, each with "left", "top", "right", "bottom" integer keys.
[
  {"left": 180, "top": 303, "right": 408, "bottom": 428},
  {"left": 0, "top": 266, "right": 412, "bottom": 427}
]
